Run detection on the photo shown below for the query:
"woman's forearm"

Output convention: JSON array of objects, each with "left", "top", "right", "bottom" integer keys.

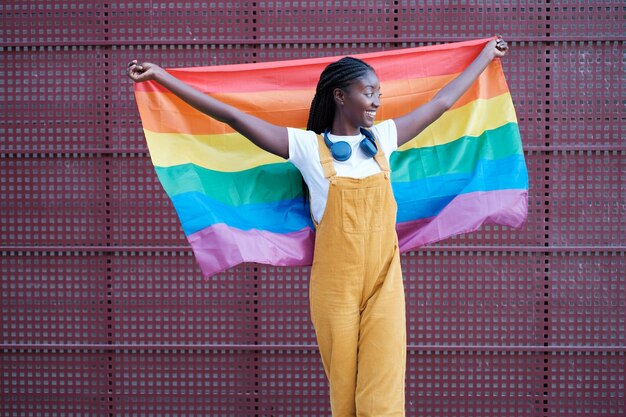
[
  {"left": 154, "top": 68, "right": 239, "bottom": 125},
  {"left": 433, "top": 46, "right": 496, "bottom": 109},
  {"left": 394, "top": 38, "right": 507, "bottom": 146},
  {"left": 133, "top": 63, "right": 289, "bottom": 158}
]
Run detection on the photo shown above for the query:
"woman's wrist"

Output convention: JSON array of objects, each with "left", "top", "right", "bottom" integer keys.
[{"left": 153, "top": 66, "right": 168, "bottom": 83}]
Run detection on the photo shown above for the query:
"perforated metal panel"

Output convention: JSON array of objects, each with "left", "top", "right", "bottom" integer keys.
[
  {"left": 404, "top": 251, "right": 547, "bottom": 347},
  {"left": 549, "top": 351, "right": 626, "bottom": 416},
  {"left": 112, "top": 349, "right": 261, "bottom": 416},
  {"left": 551, "top": 2, "right": 626, "bottom": 39},
  {"left": 397, "top": 1, "right": 550, "bottom": 40},
  {"left": 550, "top": 151, "right": 625, "bottom": 247},
  {"left": 1, "top": 1, "right": 625, "bottom": 416},
  {"left": 0, "top": 156, "right": 110, "bottom": 246},
  {"left": 0, "top": 45, "right": 107, "bottom": 153},
  {"left": 1, "top": 349, "right": 110, "bottom": 415},
  {"left": 112, "top": 254, "right": 259, "bottom": 346},
  {"left": 1, "top": 253, "right": 109, "bottom": 346},
  {"left": 257, "top": 349, "right": 329, "bottom": 417},
  {"left": 406, "top": 350, "right": 546, "bottom": 416},
  {"left": 0, "top": 1, "right": 106, "bottom": 45},
  {"left": 550, "top": 251, "right": 625, "bottom": 347},
  {"left": 550, "top": 41, "right": 624, "bottom": 148},
  {"left": 107, "top": 2, "right": 257, "bottom": 43}
]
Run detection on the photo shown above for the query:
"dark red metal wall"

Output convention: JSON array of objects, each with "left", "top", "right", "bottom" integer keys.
[{"left": 1, "top": 1, "right": 624, "bottom": 416}]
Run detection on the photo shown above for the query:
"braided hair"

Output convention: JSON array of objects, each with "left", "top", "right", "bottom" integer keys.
[
  {"left": 306, "top": 57, "right": 375, "bottom": 134},
  {"left": 302, "top": 57, "right": 375, "bottom": 206}
]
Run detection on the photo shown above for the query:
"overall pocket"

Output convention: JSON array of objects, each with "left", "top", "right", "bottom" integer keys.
[{"left": 341, "top": 185, "right": 383, "bottom": 233}]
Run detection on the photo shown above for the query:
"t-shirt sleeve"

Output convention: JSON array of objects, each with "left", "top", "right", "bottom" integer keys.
[{"left": 287, "top": 127, "right": 317, "bottom": 173}]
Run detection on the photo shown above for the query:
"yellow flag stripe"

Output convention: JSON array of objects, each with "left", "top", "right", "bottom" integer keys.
[{"left": 145, "top": 93, "right": 515, "bottom": 171}]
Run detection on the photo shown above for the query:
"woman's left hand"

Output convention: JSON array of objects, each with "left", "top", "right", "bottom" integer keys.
[{"left": 492, "top": 36, "right": 509, "bottom": 58}]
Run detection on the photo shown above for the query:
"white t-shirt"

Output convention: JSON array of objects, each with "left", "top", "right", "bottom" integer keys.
[{"left": 288, "top": 119, "right": 398, "bottom": 223}]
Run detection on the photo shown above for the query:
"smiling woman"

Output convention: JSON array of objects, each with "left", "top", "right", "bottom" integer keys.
[
  {"left": 128, "top": 36, "right": 523, "bottom": 417},
  {"left": 305, "top": 56, "right": 380, "bottom": 136},
  {"left": 330, "top": 68, "right": 382, "bottom": 133}
]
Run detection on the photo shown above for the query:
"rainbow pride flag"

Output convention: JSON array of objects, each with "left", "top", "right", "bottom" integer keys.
[{"left": 134, "top": 37, "right": 528, "bottom": 278}]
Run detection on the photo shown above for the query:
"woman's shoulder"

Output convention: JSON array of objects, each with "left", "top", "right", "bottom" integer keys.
[
  {"left": 288, "top": 127, "right": 319, "bottom": 149},
  {"left": 371, "top": 119, "right": 396, "bottom": 136},
  {"left": 287, "top": 127, "right": 320, "bottom": 163},
  {"left": 371, "top": 119, "right": 398, "bottom": 151},
  {"left": 288, "top": 126, "right": 318, "bottom": 139}
]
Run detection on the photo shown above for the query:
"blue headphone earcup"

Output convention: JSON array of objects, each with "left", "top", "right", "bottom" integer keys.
[
  {"left": 330, "top": 141, "right": 352, "bottom": 161},
  {"left": 324, "top": 129, "right": 352, "bottom": 161},
  {"left": 359, "top": 136, "right": 378, "bottom": 158}
]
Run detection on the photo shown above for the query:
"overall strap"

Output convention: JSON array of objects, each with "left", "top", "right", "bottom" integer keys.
[
  {"left": 369, "top": 130, "right": 391, "bottom": 174},
  {"left": 317, "top": 134, "right": 337, "bottom": 179}
]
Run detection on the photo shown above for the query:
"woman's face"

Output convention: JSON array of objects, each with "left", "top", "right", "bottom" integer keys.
[{"left": 335, "top": 69, "right": 381, "bottom": 130}]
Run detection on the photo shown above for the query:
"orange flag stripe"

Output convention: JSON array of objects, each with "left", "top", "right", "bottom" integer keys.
[
  {"left": 135, "top": 61, "right": 506, "bottom": 135},
  {"left": 134, "top": 37, "right": 493, "bottom": 94}
]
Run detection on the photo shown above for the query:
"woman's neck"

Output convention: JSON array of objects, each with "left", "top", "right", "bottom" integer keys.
[{"left": 330, "top": 120, "right": 360, "bottom": 136}]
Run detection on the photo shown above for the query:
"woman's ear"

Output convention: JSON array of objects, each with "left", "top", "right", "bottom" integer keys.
[{"left": 333, "top": 88, "right": 345, "bottom": 106}]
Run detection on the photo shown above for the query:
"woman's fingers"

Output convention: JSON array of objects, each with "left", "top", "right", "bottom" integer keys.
[
  {"left": 495, "top": 35, "right": 508, "bottom": 52},
  {"left": 126, "top": 61, "right": 146, "bottom": 81}
]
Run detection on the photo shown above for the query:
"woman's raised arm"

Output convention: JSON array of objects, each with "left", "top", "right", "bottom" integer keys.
[
  {"left": 127, "top": 60, "right": 289, "bottom": 159},
  {"left": 393, "top": 37, "right": 508, "bottom": 147}
]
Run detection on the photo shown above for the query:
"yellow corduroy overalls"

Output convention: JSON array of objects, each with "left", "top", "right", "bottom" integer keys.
[{"left": 310, "top": 135, "right": 407, "bottom": 417}]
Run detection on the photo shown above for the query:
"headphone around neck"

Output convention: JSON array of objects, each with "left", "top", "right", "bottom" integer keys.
[{"left": 323, "top": 127, "right": 378, "bottom": 162}]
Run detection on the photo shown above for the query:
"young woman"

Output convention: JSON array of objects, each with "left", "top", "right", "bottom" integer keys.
[{"left": 127, "top": 37, "right": 508, "bottom": 417}]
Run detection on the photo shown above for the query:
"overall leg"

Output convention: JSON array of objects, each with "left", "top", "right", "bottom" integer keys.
[
  {"left": 355, "top": 247, "right": 406, "bottom": 417},
  {"left": 310, "top": 248, "right": 363, "bottom": 417}
]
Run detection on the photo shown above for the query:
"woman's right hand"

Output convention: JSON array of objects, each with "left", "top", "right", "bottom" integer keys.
[{"left": 126, "top": 60, "right": 163, "bottom": 83}]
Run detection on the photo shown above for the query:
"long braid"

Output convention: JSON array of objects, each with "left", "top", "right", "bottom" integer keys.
[{"left": 306, "top": 57, "right": 374, "bottom": 133}]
